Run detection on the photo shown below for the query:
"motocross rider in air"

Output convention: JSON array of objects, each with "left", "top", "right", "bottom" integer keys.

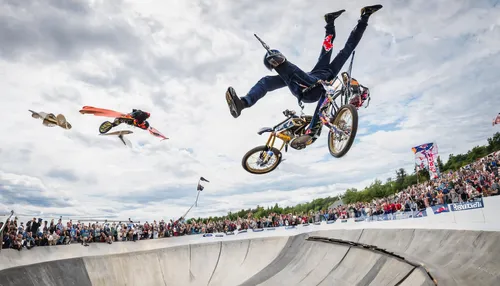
[
  {"left": 113, "top": 109, "right": 150, "bottom": 130},
  {"left": 225, "top": 4, "right": 382, "bottom": 124}
]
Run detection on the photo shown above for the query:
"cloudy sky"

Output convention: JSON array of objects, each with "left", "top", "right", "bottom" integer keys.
[{"left": 1, "top": 0, "right": 500, "bottom": 222}]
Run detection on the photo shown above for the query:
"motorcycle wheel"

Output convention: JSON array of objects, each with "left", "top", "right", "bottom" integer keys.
[
  {"left": 242, "top": 145, "right": 282, "bottom": 175},
  {"left": 99, "top": 121, "right": 114, "bottom": 134}
]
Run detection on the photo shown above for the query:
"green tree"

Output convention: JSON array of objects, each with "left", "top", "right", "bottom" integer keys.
[{"left": 437, "top": 156, "right": 445, "bottom": 171}]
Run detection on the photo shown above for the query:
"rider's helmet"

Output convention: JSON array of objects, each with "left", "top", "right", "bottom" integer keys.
[{"left": 263, "top": 49, "right": 286, "bottom": 71}]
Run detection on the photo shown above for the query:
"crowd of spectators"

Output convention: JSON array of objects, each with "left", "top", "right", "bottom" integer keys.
[
  {"left": 2, "top": 152, "right": 499, "bottom": 251},
  {"left": 332, "top": 151, "right": 499, "bottom": 220}
]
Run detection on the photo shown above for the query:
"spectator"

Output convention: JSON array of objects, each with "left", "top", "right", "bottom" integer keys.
[{"left": 24, "top": 232, "right": 36, "bottom": 250}]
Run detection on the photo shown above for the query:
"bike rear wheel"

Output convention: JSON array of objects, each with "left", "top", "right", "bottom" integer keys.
[
  {"left": 327, "top": 104, "right": 358, "bottom": 158},
  {"left": 242, "top": 145, "right": 282, "bottom": 174},
  {"left": 99, "top": 121, "right": 114, "bottom": 134}
]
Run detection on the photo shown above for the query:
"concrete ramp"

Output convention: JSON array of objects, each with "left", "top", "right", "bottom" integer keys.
[{"left": 1, "top": 229, "right": 499, "bottom": 286}]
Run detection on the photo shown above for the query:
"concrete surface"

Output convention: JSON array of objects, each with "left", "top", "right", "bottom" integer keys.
[{"left": 1, "top": 228, "right": 499, "bottom": 286}]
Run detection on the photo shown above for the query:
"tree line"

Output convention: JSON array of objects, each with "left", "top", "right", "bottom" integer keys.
[{"left": 188, "top": 132, "right": 500, "bottom": 224}]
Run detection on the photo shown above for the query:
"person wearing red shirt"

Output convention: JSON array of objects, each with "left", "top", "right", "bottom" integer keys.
[
  {"left": 390, "top": 203, "right": 396, "bottom": 213},
  {"left": 395, "top": 202, "right": 402, "bottom": 211},
  {"left": 383, "top": 203, "right": 390, "bottom": 214}
]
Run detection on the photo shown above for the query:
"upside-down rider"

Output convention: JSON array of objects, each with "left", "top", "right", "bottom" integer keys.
[
  {"left": 113, "top": 109, "right": 151, "bottom": 130},
  {"left": 225, "top": 4, "right": 382, "bottom": 133}
]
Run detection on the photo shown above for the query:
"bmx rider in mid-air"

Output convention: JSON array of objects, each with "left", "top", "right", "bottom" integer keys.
[{"left": 225, "top": 4, "right": 382, "bottom": 120}]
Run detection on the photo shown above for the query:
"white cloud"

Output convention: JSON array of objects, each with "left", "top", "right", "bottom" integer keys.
[{"left": 1, "top": 0, "right": 499, "bottom": 222}]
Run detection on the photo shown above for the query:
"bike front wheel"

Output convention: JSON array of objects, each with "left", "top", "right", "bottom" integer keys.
[
  {"left": 242, "top": 145, "right": 282, "bottom": 175},
  {"left": 327, "top": 104, "right": 358, "bottom": 158}
]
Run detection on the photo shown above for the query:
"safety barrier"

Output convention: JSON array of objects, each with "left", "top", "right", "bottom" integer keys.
[
  {"left": 195, "top": 195, "right": 500, "bottom": 241},
  {"left": 2, "top": 196, "right": 499, "bottom": 254},
  {"left": 1, "top": 198, "right": 499, "bottom": 274}
]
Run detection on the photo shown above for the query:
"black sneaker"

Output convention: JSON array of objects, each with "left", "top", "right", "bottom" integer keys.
[
  {"left": 225, "top": 87, "right": 246, "bottom": 118},
  {"left": 361, "top": 4, "right": 383, "bottom": 17},
  {"left": 324, "top": 9, "right": 346, "bottom": 24}
]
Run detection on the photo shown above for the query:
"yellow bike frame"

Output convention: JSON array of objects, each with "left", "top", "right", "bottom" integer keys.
[
  {"left": 263, "top": 116, "right": 309, "bottom": 154},
  {"left": 264, "top": 132, "right": 288, "bottom": 152}
]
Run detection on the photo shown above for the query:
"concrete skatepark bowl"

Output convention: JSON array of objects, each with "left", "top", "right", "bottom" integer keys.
[{"left": 1, "top": 227, "right": 500, "bottom": 286}]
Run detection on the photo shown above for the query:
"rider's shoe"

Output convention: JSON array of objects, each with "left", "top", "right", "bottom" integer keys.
[
  {"left": 324, "top": 9, "right": 345, "bottom": 24},
  {"left": 225, "top": 87, "right": 247, "bottom": 118},
  {"left": 361, "top": 4, "right": 383, "bottom": 18}
]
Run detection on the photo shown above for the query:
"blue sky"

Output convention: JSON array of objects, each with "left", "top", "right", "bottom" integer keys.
[{"left": 1, "top": 0, "right": 500, "bottom": 222}]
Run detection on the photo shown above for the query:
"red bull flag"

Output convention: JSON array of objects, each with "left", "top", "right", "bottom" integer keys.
[
  {"left": 493, "top": 113, "right": 500, "bottom": 126},
  {"left": 411, "top": 142, "right": 440, "bottom": 180}
]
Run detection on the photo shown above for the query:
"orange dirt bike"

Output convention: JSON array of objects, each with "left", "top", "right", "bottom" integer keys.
[
  {"left": 241, "top": 77, "right": 359, "bottom": 175},
  {"left": 79, "top": 106, "right": 168, "bottom": 140}
]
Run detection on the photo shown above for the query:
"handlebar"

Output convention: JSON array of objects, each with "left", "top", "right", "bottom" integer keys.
[
  {"left": 301, "top": 79, "right": 334, "bottom": 94},
  {"left": 283, "top": 109, "right": 296, "bottom": 117}
]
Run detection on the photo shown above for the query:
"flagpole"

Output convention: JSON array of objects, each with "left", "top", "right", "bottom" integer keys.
[
  {"left": 195, "top": 178, "right": 201, "bottom": 207},
  {"left": 182, "top": 202, "right": 195, "bottom": 220},
  {"left": 194, "top": 190, "right": 201, "bottom": 207},
  {"left": 183, "top": 177, "right": 208, "bottom": 220},
  {"left": 185, "top": 179, "right": 201, "bottom": 220}
]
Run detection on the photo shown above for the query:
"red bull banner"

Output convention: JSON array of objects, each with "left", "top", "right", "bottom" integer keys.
[
  {"left": 412, "top": 142, "right": 440, "bottom": 180},
  {"left": 493, "top": 113, "right": 500, "bottom": 126}
]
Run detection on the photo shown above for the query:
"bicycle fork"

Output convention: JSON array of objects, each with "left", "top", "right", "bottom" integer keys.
[{"left": 319, "top": 112, "right": 350, "bottom": 140}]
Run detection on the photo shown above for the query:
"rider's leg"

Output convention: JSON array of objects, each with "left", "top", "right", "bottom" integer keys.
[
  {"left": 226, "top": 75, "right": 286, "bottom": 118},
  {"left": 326, "top": 5, "right": 383, "bottom": 79},
  {"left": 306, "top": 5, "right": 382, "bottom": 134},
  {"left": 310, "top": 9, "right": 345, "bottom": 72},
  {"left": 305, "top": 96, "right": 325, "bottom": 136},
  {"left": 241, "top": 75, "right": 287, "bottom": 107},
  {"left": 227, "top": 59, "right": 319, "bottom": 118}
]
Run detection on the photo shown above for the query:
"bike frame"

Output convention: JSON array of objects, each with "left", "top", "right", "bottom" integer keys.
[
  {"left": 262, "top": 115, "right": 299, "bottom": 152},
  {"left": 305, "top": 75, "right": 353, "bottom": 135},
  {"left": 260, "top": 75, "right": 355, "bottom": 153},
  {"left": 256, "top": 44, "right": 359, "bottom": 155}
]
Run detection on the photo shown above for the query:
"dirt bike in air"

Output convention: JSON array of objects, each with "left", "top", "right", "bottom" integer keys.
[
  {"left": 29, "top": 110, "right": 72, "bottom": 129},
  {"left": 79, "top": 106, "right": 168, "bottom": 140},
  {"left": 242, "top": 75, "right": 361, "bottom": 175}
]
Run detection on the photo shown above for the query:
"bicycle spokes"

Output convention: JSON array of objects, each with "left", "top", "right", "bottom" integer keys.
[
  {"left": 247, "top": 149, "right": 277, "bottom": 169},
  {"left": 330, "top": 109, "right": 353, "bottom": 150}
]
